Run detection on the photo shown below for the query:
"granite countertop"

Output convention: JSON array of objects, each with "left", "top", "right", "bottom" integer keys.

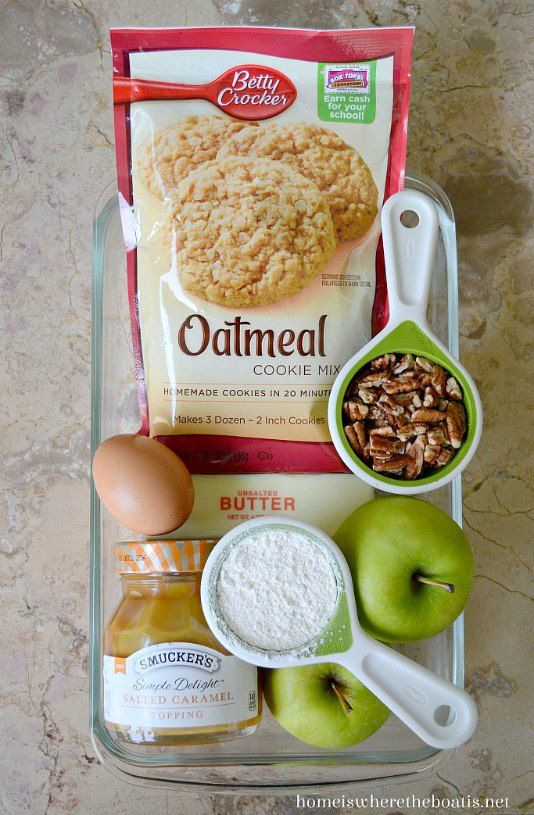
[{"left": 0, "top": 1, "right": 532, "bottom": 813}]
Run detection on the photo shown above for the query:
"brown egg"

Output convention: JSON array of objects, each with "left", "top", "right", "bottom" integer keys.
[{"left": 92, "top": 434, "right": 194, "bottom": 534}]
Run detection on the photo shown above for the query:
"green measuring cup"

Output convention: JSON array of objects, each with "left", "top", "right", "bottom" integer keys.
[{"left": 328, "top": 189, "right": 482, "bottom": 494}]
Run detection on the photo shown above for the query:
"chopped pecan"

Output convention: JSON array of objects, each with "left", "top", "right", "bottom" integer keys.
[
  {"left": 423, "top": 386, "right": 440, "bottom": 408},
  {"left": 372, "top": 453, "right": 412, "bottom": 472},
  {"left": 344, "top": 425, "right": 360, "bottom": 453},
  {"left": 427, "top": 426, "right": 449, "bottom": 447},
  {"left": 353, "top": 421, "right": 368, "bottom": 450},
  {"left": 368, "top": 435, "right": 405, "bottom": 454},
  {"left": 382, "top": 378, "right": 420, "bottom": 395},
  {"left": 368, "top": 406, "right": 389, "bottom": 425},
  {"left": 404, "top": 437, "right": 425, "bottom": 479},
  {"left": 446, "top": 403, "right": 467, "bottom": 449},
  {"left": 411, "top": 408, "right": 447, "bottom": 424},
  {"left": 391, "top": 392, "right": 417, "bottom": 407},
  {"left": 358, "top": 387, "right": 379, "bottom": 404},
  {"left": 396, "top": 422, "right": 428, "bottom": 441},
  {"left": 446, "top": 376, "right": 462, "bottom": 401},
  {"left": 424, "top": 444, "right": 441, "bottom": 464},
  {"left": 436, "top": 448, "right": 454, "bottom": 466},
  {"left": 369, "top": 426, "right": 395, "bottom": 437},
  {"left": 343, "top": 400, "right": 369, "bottom": 422},
  {"left": 431, "top": 364, "right": 448, "bottom": 396},
  {"left": 371, "top": 353, "right": 397, "bottom": 371},
  {"left": 344, "top": 422, "right": 366, "bottom": 455},
  {"left": 378, "top": 395, "right": 405, "bottom": 416},
  {"left": 415, "top": 356, "right": 434, "bottom": 373},
  {"left": 393, "top": 354, "right": 414, "bottom": 374},
  {"left": 357, "top": 371, "right": 388, "bottom": 388}
]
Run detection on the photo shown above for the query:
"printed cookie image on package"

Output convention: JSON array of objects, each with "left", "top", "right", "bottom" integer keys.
[
  {"left": 169, "top": 155, "right": 337, "bottom": 307},
  {"left": 217, "top": 122, "right": 377, "bottom": 243},
  {"left": 111, "top": 27, "right": 413, "bottom": 474},
  {"left": 137, "top": 115, "right": 257, "bottom": 199}
]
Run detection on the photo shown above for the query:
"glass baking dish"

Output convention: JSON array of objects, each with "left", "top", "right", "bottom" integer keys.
[{"left": 90, "top": 174, "right": 466, "bottom": 793}]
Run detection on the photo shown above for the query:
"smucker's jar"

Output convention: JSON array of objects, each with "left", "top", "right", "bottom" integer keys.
[{"left": 103, "top": 540, "right": 261, "bottom": 745}]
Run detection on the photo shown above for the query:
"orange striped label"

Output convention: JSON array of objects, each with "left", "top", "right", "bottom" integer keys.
[
  {"left": 114, "top": 540, "right": 218, "bottom": 574},
  {"left": 114, "top": 657, "right": 127, "bottom": 674}
]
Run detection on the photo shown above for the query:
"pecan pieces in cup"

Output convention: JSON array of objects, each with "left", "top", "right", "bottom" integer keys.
[{"left": 342, "top": 353, "right": 467, "bottom": 480}]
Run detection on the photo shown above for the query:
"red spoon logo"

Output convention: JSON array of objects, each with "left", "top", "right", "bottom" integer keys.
[{"left": 114, "top": 64, "right": 297, "bottom": 120}]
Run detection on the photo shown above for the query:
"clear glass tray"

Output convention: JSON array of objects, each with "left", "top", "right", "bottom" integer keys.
[{"left": 90, "top": 175, "right": 465, "bottom": 793}]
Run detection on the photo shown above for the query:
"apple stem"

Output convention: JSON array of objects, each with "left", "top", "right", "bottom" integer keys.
[
  {"left": 330, "top": 681, "right": 353, "bottom": 714},
  {"left": 414, "top": 574, "right": 455, "bottom": 593}
]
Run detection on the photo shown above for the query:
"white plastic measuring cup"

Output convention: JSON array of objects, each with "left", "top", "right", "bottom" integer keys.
[
  {"left": 201, "top": 516, "right": 478, "bottom": 750},
  {"left": 328, "top": 188, "right": 483, "bottom": 494}
]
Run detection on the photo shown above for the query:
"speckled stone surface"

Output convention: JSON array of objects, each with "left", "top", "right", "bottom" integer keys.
[{"left": 0, "top": 1, "right": 532, "bottom": 813}]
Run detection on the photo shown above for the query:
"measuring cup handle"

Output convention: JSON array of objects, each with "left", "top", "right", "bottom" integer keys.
[
  {"left": 343, "top": 634, "right": 477, "bottom": 749},
  {"left": 381, "top": 189, "right": 439, "bottom": 326}
]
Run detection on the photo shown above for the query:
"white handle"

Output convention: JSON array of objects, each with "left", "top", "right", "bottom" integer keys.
[
  {"left": 341, "top": 633, "right": 477, "bottom": 749},
  {"left": 381, "top": 189, "right": 439, "bottom": 326}
]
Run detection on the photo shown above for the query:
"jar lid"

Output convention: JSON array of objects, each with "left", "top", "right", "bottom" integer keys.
[{"left": 114, "top": 539, "right": 218, "bottom": 574}]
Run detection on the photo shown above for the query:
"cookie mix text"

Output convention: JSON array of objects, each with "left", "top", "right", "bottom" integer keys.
[{"left": 178, "top": 314, "right": 327, "bottom": 358}]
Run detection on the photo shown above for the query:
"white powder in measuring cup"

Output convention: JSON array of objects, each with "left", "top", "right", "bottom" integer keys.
[{"left": 216, "top": 526, "right": 338, "bottom": 652}]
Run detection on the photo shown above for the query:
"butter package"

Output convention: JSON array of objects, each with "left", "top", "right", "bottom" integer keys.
[{"left": 110, "top": 26, "right": 413, "bottom": 474}]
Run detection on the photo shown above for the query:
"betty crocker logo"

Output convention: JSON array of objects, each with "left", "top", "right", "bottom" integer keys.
[
  {"left": 214, "top": 65, "right": 297, "bottom": 119},
  {"left": 113, "top": 64, "right": 297, "bottom": 120}
]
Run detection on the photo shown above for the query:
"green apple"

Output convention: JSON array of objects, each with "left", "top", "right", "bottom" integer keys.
[
  {"left": 263, "top": 663, "right": 389, "bottom": 749},
  {"left": 334, "top": 496, "right": 473, "bottom": 643}
]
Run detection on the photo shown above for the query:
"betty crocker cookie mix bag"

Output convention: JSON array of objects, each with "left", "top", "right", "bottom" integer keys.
[{"left": 110, "top": 27, "right": 413, "bottom": 489}]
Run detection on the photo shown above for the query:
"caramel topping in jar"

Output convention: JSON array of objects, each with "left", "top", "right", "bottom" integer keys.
[{"left": 103, "top": 540, "right": 261, "bottom": 745}]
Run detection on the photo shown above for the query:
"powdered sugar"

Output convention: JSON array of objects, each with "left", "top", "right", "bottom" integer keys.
[{"left": 215, "top": 526, "right": 338, "bottom": 652}]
